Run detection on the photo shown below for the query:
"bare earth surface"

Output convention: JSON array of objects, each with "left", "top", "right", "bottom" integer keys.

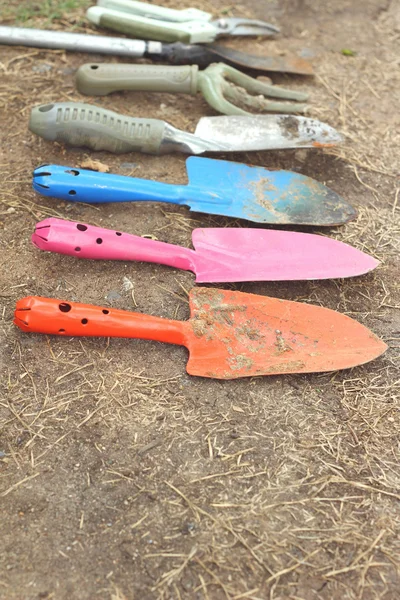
[{"left": 0, "top": 0, "right": 399, "bottom": 598}]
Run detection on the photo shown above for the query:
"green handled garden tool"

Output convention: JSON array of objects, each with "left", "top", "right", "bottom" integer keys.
[
  {"left": 76, "top": 62, "right": 308, "bottom": 116},
  {"left": 87, "top": 0, "right": 279, "bottom": 44},
  {"left": 29, "top": 102, "right": 342, "bottom": 154}
]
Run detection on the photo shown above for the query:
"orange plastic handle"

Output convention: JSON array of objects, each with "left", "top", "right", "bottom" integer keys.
[{"left": 14, "top": 296, "right": 187, "bottom": 346}]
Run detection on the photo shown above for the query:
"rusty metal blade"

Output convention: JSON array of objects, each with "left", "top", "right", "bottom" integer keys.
[{"left": 206, "top": 43, "right": 314, "bottom": 75}]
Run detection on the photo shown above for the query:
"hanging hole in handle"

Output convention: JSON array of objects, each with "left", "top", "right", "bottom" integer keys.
[
  {"left": 59, "top": 303, "right": 71, "bottom": 313},
  {"left": 96, "top": 238, "right": 103, "bottom": 244},
  {"left": 59, "top": 328, "right": 65, "bottom": 333},
  {"left": 75, "top": 247, "right": 81, "bottom": 252},
  {"left": 102, "top": 309, "right": 109, "bottom": 315},
  {"left": 69, "top": 190, "right": 76, "bottom": 196},
  {"left": 115, "top": 232, "right": 122, "bottom": 236},
  {"left": 76, "top": 224, "right": 87, "bottom": 231},
  {"left": 81, "top": 318, "right": 88, "bottom": 325},
  {"left": 90, "top": 65, "right": 99, "bottom": 70},
  {"left": 66, "top": 169, "right": 80, "bottom": 176}
]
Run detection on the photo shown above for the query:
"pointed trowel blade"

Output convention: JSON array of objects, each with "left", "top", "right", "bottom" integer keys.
[
  {"left": 190, "top": 229, "right": 379, "bottom": 283},
  {"left": 194, "top": 115, "right": 342, "bottom": 152}
]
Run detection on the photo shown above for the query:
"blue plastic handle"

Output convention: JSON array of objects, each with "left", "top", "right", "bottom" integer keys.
[{"left": 32, "top": 164, "right": 187, "bottom": 205}]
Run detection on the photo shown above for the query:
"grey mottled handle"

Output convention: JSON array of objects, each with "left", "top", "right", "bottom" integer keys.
[
  {"left": 76, "top": 63, "right": 198, "bottom": 96},
  {"left": 29, "top": 102, "right": 167, "bottom": 154}
]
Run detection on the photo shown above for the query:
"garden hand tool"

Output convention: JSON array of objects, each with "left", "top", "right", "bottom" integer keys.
[
  {"left": 76, "top": 63, "right": 308, "bottom": 116},
  {"left": 169, "top": 43, "right": 313, "bottom": 75},
  {"left": 29, "top": 102, "right": 340, "bottom": 154},
  {"left": 14, "top": 292, "right": 387, "bottom": 379},
  {"left": 32, "top": 161, "right": 356, "bottom": 227},
  {"left": 0, "top": 26, "right": 313, "bottom": 75},
  {"left": 33, "top": 218, "right": 379, "bottom": 282},
  {"left": 87, "top": 1, "right": 279, "bottom": 44}
]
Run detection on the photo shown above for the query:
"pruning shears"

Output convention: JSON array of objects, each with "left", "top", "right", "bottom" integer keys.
[{"left": 87, "top": 0, "right": 280, "bottom": 43}]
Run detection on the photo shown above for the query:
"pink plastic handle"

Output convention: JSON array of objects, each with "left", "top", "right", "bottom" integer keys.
[{"left": 32, "top": 218, "right": 195, "bottom": 271}]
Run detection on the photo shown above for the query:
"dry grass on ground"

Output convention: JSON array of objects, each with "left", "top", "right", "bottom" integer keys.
[{"left": 0, "top": 0, "right": 399, "bottom": 599}]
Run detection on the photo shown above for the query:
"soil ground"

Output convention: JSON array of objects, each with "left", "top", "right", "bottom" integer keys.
[{"left": 0, "top": 0, "right": 399, "bottom": 598}]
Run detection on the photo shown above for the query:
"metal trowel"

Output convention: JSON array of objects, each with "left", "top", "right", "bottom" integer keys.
[
  {"left": 29, "top": 102, "right": 342, "bottom": 155},
  {"left": 32, "top": 160, "right": 356, "bottom": 227},
  {"left": 33, "top": 218, "right": 379, "bottom": 282},
  {"left": 14, "top": 292, "right": 387, "bottom": 379},
  {"left": 0, "top": 26, "right": 313, "bottom": 75}
]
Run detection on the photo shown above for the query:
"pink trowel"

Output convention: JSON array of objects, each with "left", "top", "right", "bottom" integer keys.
[{"left": 32, "top": 218, "right": 379, "bottom": 283}]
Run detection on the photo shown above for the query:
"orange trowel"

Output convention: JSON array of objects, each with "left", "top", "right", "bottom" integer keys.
[{"left": 14, "top": 289, "right": 387, "bottom": 380}]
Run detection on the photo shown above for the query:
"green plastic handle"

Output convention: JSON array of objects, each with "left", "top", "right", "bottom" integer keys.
[
  {"left": 92, "top": 10, "right": 216, "bottom": 43},
  {"left": 76, "top": 63, "right": 198, "bottom": 96},
  {"left": 97, "top": 0, "right": 212, "bottom": 23},
  {"left": 29, "top": 102, "right": 168, "bottom": 154}
]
